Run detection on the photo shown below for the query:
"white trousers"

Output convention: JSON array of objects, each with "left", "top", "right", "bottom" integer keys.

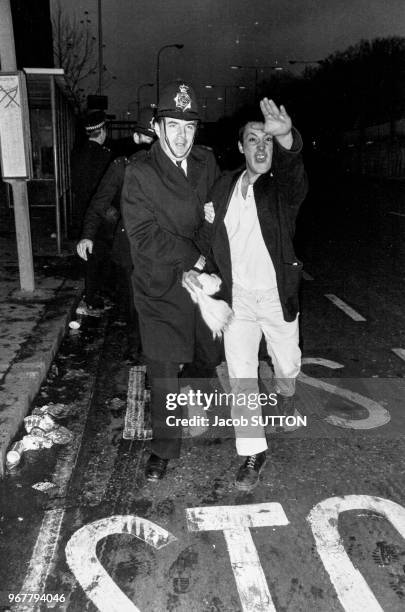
[{"left": 224, "top": 285, "right": 301, "bottom": 456}]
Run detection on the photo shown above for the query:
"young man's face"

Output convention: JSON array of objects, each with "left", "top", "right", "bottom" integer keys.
[
  {"left": 155, "top": 117, "right": 197, "bottom": 159},
  {"left": 238, "top": 122, "right": 273, "bottom": 178}
]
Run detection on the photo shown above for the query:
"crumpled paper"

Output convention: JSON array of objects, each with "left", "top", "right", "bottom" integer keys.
[{"left": 6, "top": 410, "right": 75, "bottom": 470}]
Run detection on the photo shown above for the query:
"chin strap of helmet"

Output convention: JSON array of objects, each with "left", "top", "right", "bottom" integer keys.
[{"left": 162, "top": 117, "right": 196, "bottom": 159}]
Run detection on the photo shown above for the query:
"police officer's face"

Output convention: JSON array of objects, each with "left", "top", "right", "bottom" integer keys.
[
  {"left": 155, "top": 118, "right": 197, "bottom": 159},
  {"left": 238, "top": 122, "right": 273, "bottom": 179}
]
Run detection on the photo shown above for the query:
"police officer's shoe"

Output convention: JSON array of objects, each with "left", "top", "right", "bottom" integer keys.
[
  {"left": 235, "top": 451, "right": 266, "bottom": 492},
  {"left": 145, "top": 453, "right": 169, "bottom": 482}
]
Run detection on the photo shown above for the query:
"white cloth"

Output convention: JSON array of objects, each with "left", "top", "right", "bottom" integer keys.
[
  {"left": 224, "top": 172, "right": 277, "bottom": 291},
  {"left": 224, "top": 285, "right": 301, "bottom": 456}
]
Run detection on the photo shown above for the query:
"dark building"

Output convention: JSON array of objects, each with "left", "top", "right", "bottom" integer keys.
[{"left": 10, "top": 0, "right": 54, "bottom": 69}]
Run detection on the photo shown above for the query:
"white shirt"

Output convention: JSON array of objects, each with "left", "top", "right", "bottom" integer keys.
[{"left": 224, "top": 171, "right": 277, "bottom": 291}]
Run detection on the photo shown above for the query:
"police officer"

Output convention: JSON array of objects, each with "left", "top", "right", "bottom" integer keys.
[
  {"left": 71, "top": 110, "right": 113, "bottom": 310},
  {"left": 76, "top": 110, "right": 156, "bottom": 360},
  {"left": 121, "top": 81, "right": 221, "bottom": 482}
]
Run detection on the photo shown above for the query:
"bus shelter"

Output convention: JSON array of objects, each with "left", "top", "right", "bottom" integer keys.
[{"left": 7, "top": 68, "right": 76, "bottom": 254}]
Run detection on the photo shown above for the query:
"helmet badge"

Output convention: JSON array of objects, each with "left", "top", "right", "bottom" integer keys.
[{"left": 174, "top": 84, "right": 192, "bottom": 113}]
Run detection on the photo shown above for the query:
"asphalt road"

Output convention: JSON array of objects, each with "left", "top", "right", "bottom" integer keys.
[{"left": 0, "top": 174, "right": 404, "bottom": 612}]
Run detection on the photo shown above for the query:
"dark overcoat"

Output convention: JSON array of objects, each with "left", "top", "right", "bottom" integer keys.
[
  {"left": 70, "top": 139, "right": 112, "bottom": 236},
  {"left": 121, "top": 141, "right": 220, "bottom": 361},
  {"left": 207, "top": 128, "right": 308, "bottom": 322},
  {"left": 81, "top": 151, "right": 150, "bottom": 271}
]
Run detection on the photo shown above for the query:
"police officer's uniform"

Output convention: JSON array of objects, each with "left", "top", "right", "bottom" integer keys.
[{"left": 121, "top": 82, "right": 221, "bottom": 475}]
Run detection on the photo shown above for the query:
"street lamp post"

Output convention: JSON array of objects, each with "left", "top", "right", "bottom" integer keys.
[
  {"left": 230, "top": 64, "right": 282, "bottom": 99},
  {"left": 97, "top": 0, "right": 103, "bottom": 95},
  {"left": 156, "top": 44, "right": 184, "bottom": 104}
]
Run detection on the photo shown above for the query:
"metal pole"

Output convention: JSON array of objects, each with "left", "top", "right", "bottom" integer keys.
[
  {"left": 50, "top": 76, "right": 62, "bottom": 255},
  {"left": 254, "top": 68, "right": 258, "bottom": 100},
  {"left": 156, "top": 48, "right": 162, "bottom": 105},
  {"left": 0, "top": 0, "right": 35, "bottom": 291},
  {"left": 98, "top": 0, "right": 103, "bottom": 95}
]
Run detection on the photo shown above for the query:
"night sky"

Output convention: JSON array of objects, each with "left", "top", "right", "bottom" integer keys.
[{"left": 57, "top": 0, "right": 405, "bottom": 119}]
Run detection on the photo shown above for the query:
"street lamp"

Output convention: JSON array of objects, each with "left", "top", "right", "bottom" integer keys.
[
  {"left": 230, "top": 64, "right": 282, "bottom": 99},
  {"left": 156, "top": 44, "right": 184, "bottom": 104}
]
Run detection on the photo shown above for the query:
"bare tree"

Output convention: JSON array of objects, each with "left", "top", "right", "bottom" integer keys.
[{"left": 51, "top": 3, "right": 97, "bottom": 111}]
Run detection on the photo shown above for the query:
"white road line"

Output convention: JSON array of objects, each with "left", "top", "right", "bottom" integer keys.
[
  {"left": 299, "top": 358, "right": 390, "bottom": 429},
  {"left": 15, "top": 330, "right": 107, "bottom": 612},
  {"left": 389, "top": 211, "right": 405, "bottom": 217},
  {"left": 187, "top": 504, "right": 289, "bottom": 612},
  {"left": 65, "top": 515, "right": 177, "bottom": 612},
  {"left": 392, "top": 348, "right": 405, "bottom": 362},
  {"left": 308, "top": 495, "right": 405, "bottom": 612},
  {"left": 16, "top": 509, "right": 65, "bottom": 612},
  {"left": 302, "top": 270, "right": 314, "bottom": 281},
  {"left": 324, "top": 294, "right": 366, "bottom": 321}
]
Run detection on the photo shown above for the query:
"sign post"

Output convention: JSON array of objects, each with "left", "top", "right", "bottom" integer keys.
[{"left": 0, "top": 0, "right": 35, "bottom": 292}]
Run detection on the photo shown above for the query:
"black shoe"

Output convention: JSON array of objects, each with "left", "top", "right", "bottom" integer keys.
[
  {"left": 235, "top": 451, "right": 266, "bottom": 492},
  {"left": 145, "top": 453, "right": 169, "bottom": 482}
]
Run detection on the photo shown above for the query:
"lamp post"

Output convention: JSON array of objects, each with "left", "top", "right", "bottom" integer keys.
[
  {"left": 230, "top": 64, "right": 282, "bottom": 99},
  {"left": 204, "top": 84, "right": 247, "bottom": 115},
  {"left": 156, "top": 44, "right": 184, "bottom": 104},
  {"left": 97, "top": 0, "right": 103, "bottom": 95}
]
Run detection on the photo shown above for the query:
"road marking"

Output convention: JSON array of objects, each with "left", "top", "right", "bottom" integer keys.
[
  {"left": 392, "top": 348, "right": 405, "bottom": 362},
  {"left": 308, "top": 495, "right": 405, "bottom": 612},
  {"left": 389, "top": 211, "right": 405, "bottom": 217},
  {"left": 16, "top": 509, "right": 65, "bottom": 612},
  {"left": 324, "top": 294, "right": 366, "bottom": 321},
  {"left": 15, "top": 328, "right": 108, "bottom": 612},
  {"left": 65, "top": 515, "right": 177, "bottom": 612},
  {"left": 302, "top": 270, "right": 314, "bottom": 281},
  {"left": 299, "top": 358, "right": 390, "bottom": 429},
  {"left": 187, "top": 503, "right": 289, "bottom": 612}
]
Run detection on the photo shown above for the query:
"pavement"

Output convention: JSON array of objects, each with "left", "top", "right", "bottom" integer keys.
[{"left": 0, "top": 209, "right": 84, "bottom": 476}]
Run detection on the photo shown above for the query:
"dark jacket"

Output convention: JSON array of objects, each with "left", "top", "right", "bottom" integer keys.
[
  {"left": 208, "top": 128, "right": 308, "bottom": 322},
  {"left": 81, "top": 151, "right": 148, "bottom": 270},
  {"left": 121, "top": 141, "right": 220, "bottom": 361},
  {"left": 71, "top": 139, "right": 112, "bottom": 235}
]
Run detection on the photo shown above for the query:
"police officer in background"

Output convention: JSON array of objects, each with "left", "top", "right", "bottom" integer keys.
[
  {"left": 76, "top": 110, "right": 156, "bottom": 361},
  {"left": 121, "top": 81, "right": 221, "bottom": 482},
  {"left": 71, "top": 110, "right": 113, "bottom": 310}
]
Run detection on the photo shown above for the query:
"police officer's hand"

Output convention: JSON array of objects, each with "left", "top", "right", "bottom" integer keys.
[
  {"left": 260, "top": 98, "right": 292, "bottom": 140},
  {"left": 76, "top": 239, "right": 93, "bottom": 261}
]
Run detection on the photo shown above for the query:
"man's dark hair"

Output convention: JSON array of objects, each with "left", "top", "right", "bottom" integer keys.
[{"left": 236, "top": 104, "right": 264, "bottom": 144}]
